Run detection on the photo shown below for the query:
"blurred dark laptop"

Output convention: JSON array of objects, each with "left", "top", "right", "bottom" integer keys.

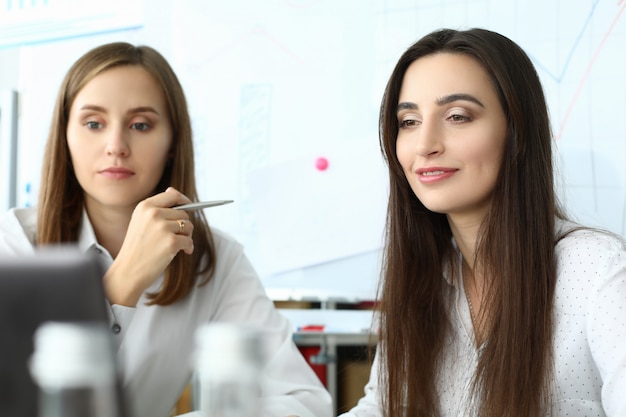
[{"left": 0, "top": 249, "right": 126, "bottom": 417}]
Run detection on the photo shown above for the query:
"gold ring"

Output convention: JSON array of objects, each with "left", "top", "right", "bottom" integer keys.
[{"left": 177, "top": 219, "right": 185, "bottom": 234}]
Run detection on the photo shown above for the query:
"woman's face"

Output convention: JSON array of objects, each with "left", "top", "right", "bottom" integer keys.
[
  {"left": 66, "top": 65, "right": 173, "bottom": 213},
  {"left": 395, "top": 52, "right": 507, "bottom": 224}
]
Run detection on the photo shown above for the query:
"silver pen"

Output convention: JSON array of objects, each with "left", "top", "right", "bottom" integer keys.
[{"left": 173, "top": 200, "right": 234, "bottom": 211}]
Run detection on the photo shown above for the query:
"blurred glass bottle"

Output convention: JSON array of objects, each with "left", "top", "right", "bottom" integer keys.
[
  {"left": 194, "top": 323, "right": 264, "bottom": 417},
  {"left": 29, "top": 321, "right": 124, "bottom": 417}
]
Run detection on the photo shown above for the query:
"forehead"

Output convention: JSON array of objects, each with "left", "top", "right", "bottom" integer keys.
[
  {"left": 399, "top": 52, "right": 496, "bottom": 102},
  {"left": 73, "top": 65, "right": 166, "bottom": 107}
]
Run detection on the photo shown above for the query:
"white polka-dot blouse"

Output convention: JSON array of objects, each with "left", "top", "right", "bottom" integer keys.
[{"left": 339, "top": 218, "right": 626, "bottom": 417}]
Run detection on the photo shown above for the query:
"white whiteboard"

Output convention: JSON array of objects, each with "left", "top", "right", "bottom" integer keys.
[{"left": 3, "top": 0, "right": 626, "bottom": 300}]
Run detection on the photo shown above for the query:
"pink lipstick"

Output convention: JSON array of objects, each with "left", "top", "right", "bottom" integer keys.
[{"left": 416, "top": 167, "right": 457, "bottom": 184}]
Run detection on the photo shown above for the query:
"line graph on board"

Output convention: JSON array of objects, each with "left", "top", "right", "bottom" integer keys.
[
  {"left": 517, "top": 0, "right": 626, "bottom": 235},
  {"left": 530, "top": 0, "right": 602, "bottom": 85},
  {"left": 535, "top": 0, "right": 626, "bottom": 235},
  {"left": 527, "top": 0, "right": 626, "bottom": 140}
]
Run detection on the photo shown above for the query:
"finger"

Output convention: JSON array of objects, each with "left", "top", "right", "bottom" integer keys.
[
  {"left": 182, "top": 240, "right": 195, "bottom": 255},
  {"left": 143, "top": 187, "right": 192, "bottom": 210},
  {"left": 165, "top": 186, "right": 193, "bottom": 207},
  {"left": 173, "top": 225, "right": 194, "bottom": 255},
  {"left": 175, "top": 218, "right": 185, "bottom": 235},
  {"left": 173, "top": 218, "right": 194, "bottom": 236}
]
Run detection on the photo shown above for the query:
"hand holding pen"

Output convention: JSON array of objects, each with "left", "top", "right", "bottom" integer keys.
[{"left": 103, "top": 188, "right": 233, "bottom": 306}]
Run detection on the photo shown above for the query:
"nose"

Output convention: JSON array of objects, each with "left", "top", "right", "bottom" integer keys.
[
  {"left": 414, "top": 120, "right": 443, "bottom": 157},
  {"left": 105, "top": 127, "right": 130, "bottom": 157}
]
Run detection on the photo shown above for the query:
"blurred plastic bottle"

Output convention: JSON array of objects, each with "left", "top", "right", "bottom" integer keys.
[
  {"left": 194, "top": 323, "right": 265, "bottom": 417},
  {"left": 29, "top": 321, "right": 124, "bottom": 417}
]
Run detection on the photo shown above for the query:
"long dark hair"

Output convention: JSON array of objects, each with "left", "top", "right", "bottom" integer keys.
[
  {"left": 37, "top": 42, "right": 215, "bottom": 305},
  {"left": 378, "top": 28, "right": 565, "bottom": 416}
]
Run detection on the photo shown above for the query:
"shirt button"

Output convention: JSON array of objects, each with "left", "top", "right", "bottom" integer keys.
[
  {"left": 94, "top": 247, "right": 103, "bottom": 254},
  {"left": 111, "top": 323, "right": 121, "bottom": 334}
]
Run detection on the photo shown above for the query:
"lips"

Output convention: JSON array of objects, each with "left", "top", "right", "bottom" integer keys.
[
  {"left": 99, "top": 167, "right": 135, "bottom": 179},
  {"left": 416, "top": 167, "right": 457, "bottom": 183}
]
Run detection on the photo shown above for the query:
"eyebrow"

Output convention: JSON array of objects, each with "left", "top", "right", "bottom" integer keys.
[
  {"left": 396, "top": 93, "right": 485, "bottom": 113},
  {"left": 437, "top": 93, "right": 484, "bottom": 107},
  {"left": 78, "top": 104, "right": 161, "bottom": 116},
  {"left": 396, "top": 102, "right": 418, "bottom": 112}
]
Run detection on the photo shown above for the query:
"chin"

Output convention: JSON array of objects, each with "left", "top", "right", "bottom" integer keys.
[{"left": 416, "top": 198, "right": 451, "bottom": 215}]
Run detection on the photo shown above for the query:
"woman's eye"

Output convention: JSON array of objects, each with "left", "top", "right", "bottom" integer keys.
[
  {"left": 399, "top": 119, "right": 419, "bottom": 129},
  {"left": 85, "top": 121, "right": 102, "bottom": 129},
  {"left": 449, "top": 114, "right": 471, "bottom": 123},
  {"left": 131, "top": 122, "right": 150, "bottom": 131}
]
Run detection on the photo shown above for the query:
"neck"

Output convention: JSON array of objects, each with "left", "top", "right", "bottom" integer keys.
[
  {"left": 448, "top": 212, "right": 490, "bottom": 346},
  {"left": 448, "top": 214, "right": 480, "bottom": 270},
  {"left": 84, "top": 202, "right": 132, "bottom": 258}
]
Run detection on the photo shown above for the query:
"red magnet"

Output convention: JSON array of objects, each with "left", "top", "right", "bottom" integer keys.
[{"left": 315, "top": 157, "right": 329, "bottom": 171}]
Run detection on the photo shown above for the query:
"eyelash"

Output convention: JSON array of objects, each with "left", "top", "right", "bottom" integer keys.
[
  {"left": 83, "top": 121, "right": 151, "bottom": 131},
  {"left": 398, "top": 119, "right": 419, "bottom": 129},
  {"left": 398, "top": 113, "right": 472, "bottom": 129},
  {"left": 131, "top": 122, "right": 150, "bottom": 131},
  {"left": 448, "top": 114, "right": 472, "bottom": 123}
]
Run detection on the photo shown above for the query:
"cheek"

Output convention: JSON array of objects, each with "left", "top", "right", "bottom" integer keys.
[
  {"left": 65, "top": 135, "right": 84, "bottom": 172},
  {"left": 142, "top": 140, "right": 172, "bottom": 170},
  {"left": 462, "top": 129, "right": 505, "bottom": 164},
  {"left": 471, "top": 141, "right": 505, "bottom": 185},
  {"left": 66, "top": 125, "right": 91, "bottom": 157},
  {"left": 395, "top": 138, "right": 413, "bottom": 173},
  {"left": 482, "top": 137, "right": 506, "bottom": 172}
]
